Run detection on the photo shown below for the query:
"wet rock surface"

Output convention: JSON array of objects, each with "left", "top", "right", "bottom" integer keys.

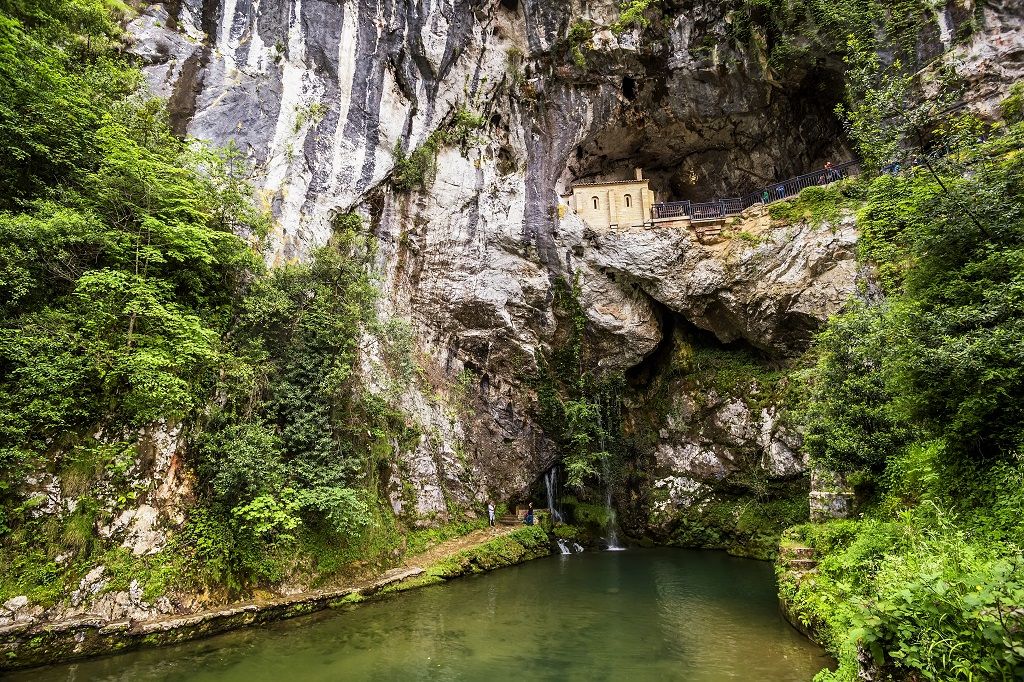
[
  {"left": 116, "top": 0, "right": 1024, "bottom": 521},
  {"left": 4, "top": 0, "right": 1015, "bottom": 666}
]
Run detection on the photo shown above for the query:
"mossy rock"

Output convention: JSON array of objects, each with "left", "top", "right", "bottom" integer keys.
[{"left": 552, "top": 524, "right": 580, "bottom": 540}]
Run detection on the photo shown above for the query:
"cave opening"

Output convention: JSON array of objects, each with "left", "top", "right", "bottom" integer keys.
[
  {"left": 625, "top": 300, "right": 678, "bottom": 389},
  {"left": 621, "top": 76, "right": 637, "bottom": 101},
  {"left": 625, "top": 296, "right": 782, "bottom": 391},
  {"left": 563, "top": 66, "right": 851, "bottom": 204}
]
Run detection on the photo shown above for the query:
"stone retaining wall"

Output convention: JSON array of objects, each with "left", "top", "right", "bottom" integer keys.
[{"left": 0, "top": 527, "right": 551, "bottom": 671}]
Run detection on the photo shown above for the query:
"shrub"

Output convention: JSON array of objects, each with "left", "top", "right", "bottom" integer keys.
[
  {"left": 1001, "top": 82, "right": 1024, "bottom": 124},
  {"left": 611, "top": 0, "right": 658, "bottom": 35},
  {"left": 566, "top": 20, "right": 593, "bottom": 68}
]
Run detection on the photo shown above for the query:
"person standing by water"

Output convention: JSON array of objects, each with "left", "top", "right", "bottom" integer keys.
[
  {"left": 487, "top": 501, "right": 495, "bottom": 527},
  {"left": 523, "top": 503, "right": 534, "bottom": 526}
]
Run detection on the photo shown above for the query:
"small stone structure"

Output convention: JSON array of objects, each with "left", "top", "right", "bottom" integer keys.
[
  {"left": 809, "top": 468, "right": 854, "bottom": 522},
  {"left": 567, "top": 168, "right": 657, "bottom": 231}
]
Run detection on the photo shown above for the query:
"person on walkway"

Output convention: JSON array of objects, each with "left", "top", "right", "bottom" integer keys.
[
  {"left": 523, "top": 503, "right": 534, "bottom": 526},
  {"left": 487, "top": 501, "right": 495, "bottom": 527},
  {"left": 761, "top": 189, "right": 770, "bottom": 204},
  {"left": 776, "top": 184, "right": 785, "bottom": 200}
]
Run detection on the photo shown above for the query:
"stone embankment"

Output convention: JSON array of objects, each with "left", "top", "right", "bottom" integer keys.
[
  {"left": 0, "top": 525, "right": 551, "bottom": 671},
  {"left": 776, "top": 542, "right": 824, "bottom": 644}
]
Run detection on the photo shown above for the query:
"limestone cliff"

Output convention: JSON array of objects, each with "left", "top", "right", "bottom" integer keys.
[
  {"left": 121, "top": 0, "right": 1023, "bottom": 536},
  {"left": 5, "top": 0, "right": 1021, "bottom": 631}
]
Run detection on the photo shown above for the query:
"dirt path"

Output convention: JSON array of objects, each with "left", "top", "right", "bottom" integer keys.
[{"left": 402, "top": 524, "right": 518, "bottom": 569}]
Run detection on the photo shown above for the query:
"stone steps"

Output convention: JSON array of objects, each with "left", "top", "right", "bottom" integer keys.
[
  {"left": 786, "top": 558, "right": 818, "bottom": 570},
  {"left": 780, "top": 544, "right": 818, "bottom": 573},
  {"left": 783, "top": 545, "right": 815, "bottom": 560}
]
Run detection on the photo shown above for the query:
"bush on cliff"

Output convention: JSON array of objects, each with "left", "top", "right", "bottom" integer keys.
[{"left": 789, "top": 92, "right": 1024, "bottom": 679}]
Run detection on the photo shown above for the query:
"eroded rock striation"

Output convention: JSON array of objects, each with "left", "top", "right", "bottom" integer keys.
[
  {"left": 117, "top": 0, "right": 1024, "bottom": 545},
  {"left": 7, "top": 0, "right": 1021, "bottom": 639}
]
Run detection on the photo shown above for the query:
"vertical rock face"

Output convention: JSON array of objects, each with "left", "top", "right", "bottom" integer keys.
[{"left": 126, "top": 0, "right": 1024, "bottom": 516}]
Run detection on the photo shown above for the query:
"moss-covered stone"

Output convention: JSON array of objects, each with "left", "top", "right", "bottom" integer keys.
[{"left": 0, "top": 528, "right": 552, "bottom": 672}]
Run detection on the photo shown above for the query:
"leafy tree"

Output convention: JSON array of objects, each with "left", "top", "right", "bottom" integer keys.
[{"left": 800, "top": 303, "right": 910, "bottom": 476}]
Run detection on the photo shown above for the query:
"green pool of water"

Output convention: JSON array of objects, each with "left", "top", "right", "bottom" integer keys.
[{"left": 15, "top": 548, "right": 832, "bottom": 681}]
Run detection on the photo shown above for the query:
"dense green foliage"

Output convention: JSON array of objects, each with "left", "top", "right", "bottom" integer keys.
[
  {"left": 565, "top": 20, "right": 594, "bottom": 69},
  {"left": 791, "top": 84, "right": 1024, "bottom": 678},
  {"left": 781, "top": 464, "right": 1024, "bottom": 681},
  {"left": 0, "top": 0, "right": 135, "bottom": 206},
  {"left": 0, "top": 0, "right": 266, "bottom": 507},
  {"left": 0, "top": 0, "right": 433, "bottom": 603},
  {"left": 610, "top": 0, "right": 658, "bottom": 35},
  {"left": 726, "top": 0, "right": 963, "bottom": 74},
  {"left": 804, "top": 125, "right": 1024, "bottom": 478},
  {"left": 181, "top": 222, "right": 400, "bottom": 589},
  {"left": 532, "top": 278, "right": 623, "bottom": 493},
  {"left": 1003, "top": 82, "right": 1024, "bottom": 125},
  {"left": 0, "top": 0, "right": 277, "bottom": 601}
]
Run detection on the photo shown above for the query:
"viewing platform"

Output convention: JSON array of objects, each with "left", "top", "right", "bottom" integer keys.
[
  {"left": 566, "top": 161, "right": 860, "bottom": 238},
  {"left": 651, "top": 160, "right": 860, "bottom": 227}
]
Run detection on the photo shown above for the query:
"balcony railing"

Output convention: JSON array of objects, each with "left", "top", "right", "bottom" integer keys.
[{"left": 652, "top": 160, "right": 861, "bottom": 222}]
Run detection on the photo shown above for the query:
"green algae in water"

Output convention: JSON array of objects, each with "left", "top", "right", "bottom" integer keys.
[{"left": 15, "top": 549, "right": 832, "bottom": 681}]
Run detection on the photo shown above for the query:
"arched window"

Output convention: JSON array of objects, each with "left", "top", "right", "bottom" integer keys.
[
  {"left": 592, "top": 196, "right": 599, "bottom": 209},
  {"left": 624, "top": 194, "right": 632, "bottom": 208}
]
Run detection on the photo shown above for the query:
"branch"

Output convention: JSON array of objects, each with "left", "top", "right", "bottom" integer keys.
[{"left": 912, "top": 124, "right": 993, "bottom": 241}]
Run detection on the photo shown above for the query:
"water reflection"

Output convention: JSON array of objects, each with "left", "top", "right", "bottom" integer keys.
[{"left": 13, "top": 549, "right": 833, "bottom": 682}]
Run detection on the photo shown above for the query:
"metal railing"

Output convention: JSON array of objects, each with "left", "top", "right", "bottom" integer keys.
[
  {"left": 653, "top": 200, "right": 690, "bottom": 219},
  {"left": 652, "top": 160, "right": 861, "bottom": 222}
]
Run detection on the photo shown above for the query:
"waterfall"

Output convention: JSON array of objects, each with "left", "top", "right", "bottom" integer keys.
[
  {"left": 598, "top": 395, "right": 625, "bottom": 551},
  {"left": 556, "top": 539, "right": 584, "bottom": 555},
  {"left": 545, "top": 468, "right": 562, "bottom": 522},
  {"left": 603, "top": 459, "right": 625, "bottom": 551}
]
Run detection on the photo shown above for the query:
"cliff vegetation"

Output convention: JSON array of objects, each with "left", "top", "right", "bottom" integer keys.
[{"left": 780, "top": 70, "right": 1024, "bottom": 682}]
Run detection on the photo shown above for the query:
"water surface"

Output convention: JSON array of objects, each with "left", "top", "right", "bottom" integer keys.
[{"left": 15, "top": 548, "right": 831, "bottom": 681}]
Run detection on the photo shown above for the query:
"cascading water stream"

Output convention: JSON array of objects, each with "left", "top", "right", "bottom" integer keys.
[
  {"left": 556, "top": 539, "right": 585, "bottom": 555},
  {"left": 602, "top": 457, "right": 625, "bottom": 551},
  {"left": 544, "top": 468, "right": 562, "bottom": 522},
  {"left": 597, "top": 393, "right": 625, "bottom": 551}
]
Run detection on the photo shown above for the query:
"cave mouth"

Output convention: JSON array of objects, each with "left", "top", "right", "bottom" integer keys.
[
  {"left": 564, "top": 65, "right": 850, "bottom": 204},
  {"left": 625, "top": 298, "right": 780, "bottom": 391},
  {"left": 622, "top": 76, "right": 638, "bottom": 101}
]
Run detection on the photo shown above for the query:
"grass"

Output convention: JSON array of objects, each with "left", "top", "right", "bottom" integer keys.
[
  {"left": 769, "top": 180, "right": 866, "bottom": 227},
  {"left": 404, "top": 517, "right": 489, "bottom": 556}
]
